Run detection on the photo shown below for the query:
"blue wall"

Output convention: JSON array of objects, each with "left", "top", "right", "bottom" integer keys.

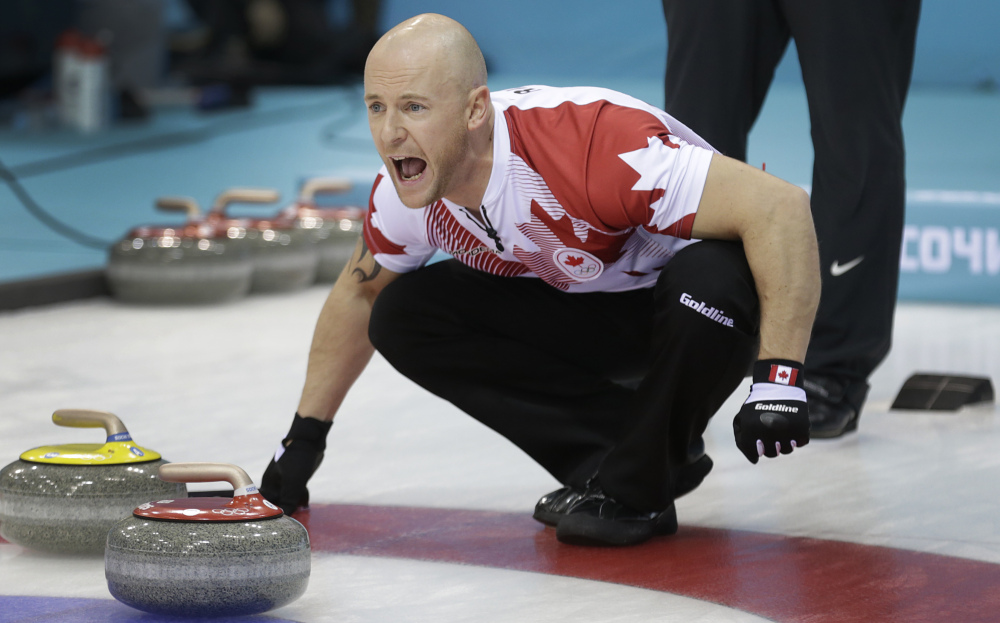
[{"left": 379, "top": 0, "right": 1000, "bottom": 89}]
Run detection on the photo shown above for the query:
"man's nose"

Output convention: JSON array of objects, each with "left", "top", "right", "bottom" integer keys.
[{"left": 380, "top": 109, "right": 406, "bottom": 145}]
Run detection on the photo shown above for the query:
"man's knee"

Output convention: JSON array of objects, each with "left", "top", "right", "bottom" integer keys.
[
  {"left": 368, "top": 273, "right": 418, "bottom": 357},
  {"left": 656, "top": 241, "right": 759, "bottom": 336},
  {"left": 368, "top": 261, "right": 466, "bottom": 363}
]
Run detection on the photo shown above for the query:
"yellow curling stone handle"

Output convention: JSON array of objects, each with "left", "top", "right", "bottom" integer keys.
[
  {"left": 19, "top": 409, "right": 162, "bottom": 465},
  {"left": 52, "top": 408, "right": 128, "bottom": 435}
]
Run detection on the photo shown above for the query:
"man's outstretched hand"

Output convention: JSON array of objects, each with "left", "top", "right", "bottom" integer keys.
[
  {"left": 260, "top": 413, "right": 333, "bottom": 515},
  {"left": 733, "top": 360, "right": 810, "bottom": 464}
]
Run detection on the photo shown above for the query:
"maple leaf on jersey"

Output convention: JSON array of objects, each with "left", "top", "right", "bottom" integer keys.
[
  {"left": 618, "top": 136, "right": 680, "bottom": 192},
  {"left": 616, "top": 135, "right": 700, "bottom": 237},
  {"left": 564, "top": 255, "right": 584, "bottom": 267}
]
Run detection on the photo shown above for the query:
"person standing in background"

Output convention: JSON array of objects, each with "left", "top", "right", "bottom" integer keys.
[{"left": 660, "top": 0, "right": 922, "bottom": 437}]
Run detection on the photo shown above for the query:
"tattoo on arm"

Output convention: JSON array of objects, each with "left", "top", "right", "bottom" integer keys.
[{"left": 352, "top": 239, "right": 382, "bottom": 283}]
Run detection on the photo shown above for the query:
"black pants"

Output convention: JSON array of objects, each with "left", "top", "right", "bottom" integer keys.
[
  {"left": 368, "top": 241, "right": 758, "bottom": 512},
  {"left": 661, "top": 0, "right": 921, "bottom": 397}
]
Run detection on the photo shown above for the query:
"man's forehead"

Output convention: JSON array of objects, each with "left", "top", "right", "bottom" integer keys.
[
  {"left": 365, "top": 63, "right": 457, "bottom": 101},
  {"left": 365, "top": 33, "right": 463, "bottom": 86},
  {"left": 366, "top": 81, "right": 430, "bottom": 102},
  {"left": 364, "top": 90, "right": 430, "bottom": 102},
  {"left": 366, "top": 64, "right": 428, "bottom": 85}
]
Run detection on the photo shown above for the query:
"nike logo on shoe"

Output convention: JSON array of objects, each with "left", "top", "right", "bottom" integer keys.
[{"left": 830, "top": 256, "right": 864, "bottom": 276}]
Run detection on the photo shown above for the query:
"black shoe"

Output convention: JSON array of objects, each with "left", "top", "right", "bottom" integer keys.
[
  {"left": 555, "top": 485, "right": 677, "bottom": 546},
  {"left": 805, "top": 375, "right": 868, "bottom": 438},
  {"left": 533, "top": 486, "right": 586, "bottom": 527},
  {"left": 533, "top": 453, "right": 711, "bottom": 527}
]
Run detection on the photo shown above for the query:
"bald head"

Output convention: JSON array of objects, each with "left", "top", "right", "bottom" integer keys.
[{"left": 367, "top": 13, "right": 487, "bottom": 94}]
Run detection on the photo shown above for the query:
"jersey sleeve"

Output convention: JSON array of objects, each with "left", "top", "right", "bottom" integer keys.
[
  {"left": 362, "top": 171, "right": 438, "bottom": 273},
  {"left": 585, "top": 104, "right": 714, "bottom": 239}
]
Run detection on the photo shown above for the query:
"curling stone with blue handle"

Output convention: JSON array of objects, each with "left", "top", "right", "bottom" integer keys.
[
  {"left": 106, "top": 462, "right": 310, "bottom": 618},
  {"left": 0, "top": 409, "right": 187, "bottom": 554}
]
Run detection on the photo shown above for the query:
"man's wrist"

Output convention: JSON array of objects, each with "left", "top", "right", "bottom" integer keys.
[
  {"left": 285, "top": 413, "right": 334, "bottom": 448},
  {"left": 752, "top": 359, "right": 804, "bottom": 388}
]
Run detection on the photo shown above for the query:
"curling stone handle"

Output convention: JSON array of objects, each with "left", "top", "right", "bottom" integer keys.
[
  {"left": 51, "top": 409, "right": 128, "bottom": 436},
  {"left": 209, "top": 188, "right": 281, "bottom": 215},
  {"left": 300, "top": 177, "right": 353, "bottom": 200},
  {"left": 158, "top": 462, "right": 255, "bottom": 492},
  {"left": 155, "top": 196, "right": 202, "bottom": 222}
]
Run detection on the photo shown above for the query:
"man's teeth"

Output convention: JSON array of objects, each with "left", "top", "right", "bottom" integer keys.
[{"left": 392, "top": 157, "right": 422, "bottom": 181}]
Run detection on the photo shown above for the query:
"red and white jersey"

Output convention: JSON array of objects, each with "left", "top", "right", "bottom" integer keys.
[{"left": 363, "top": 85, "right": 716, "bottom": 292}]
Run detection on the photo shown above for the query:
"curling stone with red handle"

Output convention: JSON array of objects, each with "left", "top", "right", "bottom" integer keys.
[
  {"left": 0, "top": 409, "right": 187, "bottom": 554},
  {"left": 279, "top": 177, "right": 366, "bottom": 282},
  {"left": 105, "top": 462, "right": 310, "bottom": 617},
  {"left": 106, "top": 196, "right": 253, "bottom": 304},
  {"left": 205, "top": 188, "right": 319, "bottom": 293}
]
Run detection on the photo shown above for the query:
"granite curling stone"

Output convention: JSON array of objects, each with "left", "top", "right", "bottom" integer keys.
[
  {"left": 281, "top": 177, "right": 366, "bottom": 283},
  {"left": 0, "top": 409, "right": 187, "bottom": 554},
  {"left": 106, "top": 196, "right": 253, "bottom": 304},
  {"left": 106, "top": 462, "right": 311, "bottom": 618},
  {"left": 205, "top": 188, "right": 319, "bottom": 294}
]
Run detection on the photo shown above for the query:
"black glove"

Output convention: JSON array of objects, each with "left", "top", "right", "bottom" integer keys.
[
  {"left": 733, "top": 359, "right": 810, "bottom": 464},
  {"left": 260, "top": 413, "right": 333, "bottom": 515}
]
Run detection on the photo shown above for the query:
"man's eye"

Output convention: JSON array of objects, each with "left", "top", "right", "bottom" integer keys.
[
  {"left": 408, "top": 104, "right": 423, "bottom": 112},
  {"left": 369, "top": 103, "right": 383, "bottom": 113}
]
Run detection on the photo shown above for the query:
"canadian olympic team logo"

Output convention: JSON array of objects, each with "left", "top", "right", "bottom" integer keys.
[{"left": 553, "top": 248, "right": 604, "bottom": 282}]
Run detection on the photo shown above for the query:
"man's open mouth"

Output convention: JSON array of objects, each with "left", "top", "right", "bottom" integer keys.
[{"left": 392, "top": 157, "right": 427, "bottom": 182}]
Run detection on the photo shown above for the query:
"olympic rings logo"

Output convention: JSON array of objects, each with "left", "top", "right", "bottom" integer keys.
[{"left": 211, "top": 508, "right": 252, "bottom": 516}]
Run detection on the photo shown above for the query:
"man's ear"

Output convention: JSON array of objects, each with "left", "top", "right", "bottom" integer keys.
[{"left": 467, "top": 85, "right": 491, "bottom": 130}]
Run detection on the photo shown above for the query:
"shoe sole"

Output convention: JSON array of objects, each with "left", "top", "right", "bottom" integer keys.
[
  {"left": 533, "top": 508, "right": 563, "bottom": 527},
  {"left": 555, "top": 519, "right": 651, "bottom": 546},
  {"left": 556, "top": 506, "right": 678, "bottom": 547}
]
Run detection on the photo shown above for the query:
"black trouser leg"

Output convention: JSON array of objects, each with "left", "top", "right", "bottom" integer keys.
[
  {"left": 784, "top": 0, "right": 921, "bottom": 387},
  {"left": 662, "top": 0, "right": 922, "bottom": 397},
  {"left": 369, "top": 260, "right": 654, "bottom": 489},
  {"left": 598, "top": 241, "right": 759, "bottom": 512},
  {"left": 661, "top": 0, "right": 789, "bottom": 161}
]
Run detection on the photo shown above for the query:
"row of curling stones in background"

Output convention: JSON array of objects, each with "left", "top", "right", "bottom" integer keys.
[
  {"left": 0, "top": 409, "right": 186, "bottom": 554},
  {"left": 282, "top": 176, "right": 366, "bottom": 282},
  {"left": 106, "top": 462, "right": 310, "bottom": 617},
  {"left": 106, "top": 177, "right": 366, "bottom": 305}
]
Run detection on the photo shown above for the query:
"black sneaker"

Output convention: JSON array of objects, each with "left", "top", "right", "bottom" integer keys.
[
  {"left": 555, "top": 485, "right": 677, "bottom": 546},
  {"left": 532, "top": 486, "right": 586, "bottom": 527},
  {"left": 805, "top": 375, "right": 868, "bottom": 438},
  {"left": 532, "top": 453, "right": 711, "bottom": 528}
]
